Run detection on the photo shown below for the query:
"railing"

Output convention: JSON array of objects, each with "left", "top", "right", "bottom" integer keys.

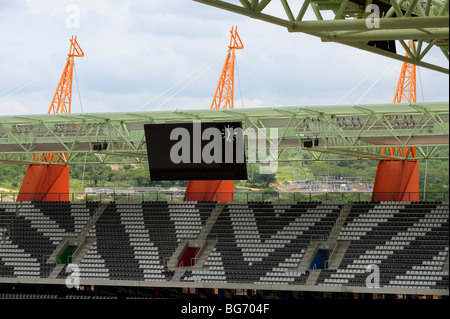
[
  {"left": 69, "top": 238, "right": 86, "bottom": 264},
  {"left": 0, "top": 191, "right": 448, "bottom": 203}
]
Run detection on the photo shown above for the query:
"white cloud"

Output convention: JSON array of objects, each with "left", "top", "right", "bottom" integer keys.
[
  {"left": 0, "top": 0, "right": 448, "bottom": 117},
  {"left": 0, "top": 101, "right": 29, "bottom": 115}
]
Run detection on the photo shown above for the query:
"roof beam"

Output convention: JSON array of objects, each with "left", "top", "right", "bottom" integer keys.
[
  {"left": 0, "top": 102, "right": 447, "bottom": 164},
  {"left": 289, "top": 16, "right": 450, "bottom": 32},
  {"left": 322, "top": 28, "right": 449, "bottom": 42},
  {"left": 192, "top": 0, "right": 449, "bottom": 74}
]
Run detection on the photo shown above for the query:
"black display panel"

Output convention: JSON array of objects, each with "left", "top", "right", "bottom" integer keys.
[{"left": 144, "top": 121, "right": 247, "bottom": 180}]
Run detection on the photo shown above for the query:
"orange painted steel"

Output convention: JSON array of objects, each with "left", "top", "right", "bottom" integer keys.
[
  {"left": 36, "top": 36, "right": 84, "bottom": 164},
  {"left": 374, "top": 41, "right": 419, "bottom": 202},
  {"left": 381, "top": 146, "right": 416, "bottom": 158},
  {"left": 48, "top": 36, "right": 84, "bottom": 115},
  {"left": 17, "top": 164, "right": 70, "bottom": 202},
  {"left": 393, "top": 42, "right": 417, "bottom": 104},
  {"left": 186, "top": 28, "right": 243, "bottom": 203},
  {"left": 18, "top": 37, "right": 83, "bottom": 201},
  {"left": 184, "top": 180, "right": 234, "bottom": 203},
  {"left": 371, "top": 160, "right": 419, "bottom": 202},
  {"left": 384, "top": 41, "right": 417, "bottom": 160},
  {"left": 210, "top": 26, "right": 243, "bottom": 110}
]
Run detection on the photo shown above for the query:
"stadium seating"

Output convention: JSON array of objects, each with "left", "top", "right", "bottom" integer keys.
[
  {"left": 57, "top": 201, "right": 215, "bottom": 281},
  {"left": 181, "top": 201, "right": 340, "bottom": 285},
  {"left": 0, "top": 200, "right": 448, "bottom": 297},
  {"left": 317, "top": 201, "right": 449, "bottom": 290},
  {"left": 0, "top": 201, "right": 99, "bottom": 278}
]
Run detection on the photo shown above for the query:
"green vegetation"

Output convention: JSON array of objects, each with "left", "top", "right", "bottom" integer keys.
[
  {"left": 0, "top": 148, "right": 448, "bottom": 197},
  {"left": 0, "top": 165, "right": 26, "bottom": 190}
]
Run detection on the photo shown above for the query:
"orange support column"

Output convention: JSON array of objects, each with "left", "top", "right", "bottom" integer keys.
[
  {"left": 210, "top": 26, "right": 243, "bottom": 110},
  {"left": 371, "top": 160, "right": 419, "bottom": 202},
  {"left": 373, "top": 41, "right": 419, "bottom": 203},
  {"left": 185, "top": 180, "right": 234, "bottom": 203},
  {"left": 17, "top": 37, "right": 83, "bottom": 202},
  {"left": 185, "top": 27, "right": 244, "bottom": 203},
  {"left": 17, "top": 164, "right": 70, "bottom": 202},
  {"left": 393, "top": 43, "right": 416, "bottom": 104}
]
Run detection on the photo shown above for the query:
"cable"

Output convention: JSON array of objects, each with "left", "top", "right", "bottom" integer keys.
[
  {"left": 235, "top": 55, "right": 245, "bottom": 108},
  {"left": 417, "top": 66, "right": 425, "bottom": 103},
  {"left": 334, "top": 60, "right": 389, "bottom": 105},
  {"left": 354, "top": 60, "right": 393, "bottom": 105},
  {"left": 0, "top": 57, "right": 68, "bottom": 97},
  {"left": 0, "top": 57, "right": 68, "bottom": 104},
  {"left": 80, "top": 152, "right": 88, "bottom": 192},
  {"left": 152, "top": 55, "right": 224, "bottom": 111},
  {"left": 134, "top": 50, "right": 228, "bottom": 112},
  {"left": 74, "top": 62, "right": 84, "bottom": 113}
]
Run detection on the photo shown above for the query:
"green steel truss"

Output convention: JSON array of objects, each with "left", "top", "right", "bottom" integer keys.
[
  {"left": 0, "top": 102, "right": 448, "bottom": 165},
  {"left": 192, "top": 0, "right": 450, "bottom": 74}
]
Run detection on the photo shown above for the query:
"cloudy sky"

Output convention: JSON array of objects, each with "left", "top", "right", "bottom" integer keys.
[{"left": 0, "top": 0, "right": 448, "bottom": 116}]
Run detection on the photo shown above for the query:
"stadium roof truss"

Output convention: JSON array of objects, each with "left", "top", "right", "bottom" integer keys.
[
  {"left": 192, "top": 0, "right": 450, "bottom": 74},
  {"left": 0, "top": 102, "right": 448, "bottom": 165}
]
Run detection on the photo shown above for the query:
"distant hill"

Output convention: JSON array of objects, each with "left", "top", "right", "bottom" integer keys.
[{"left": 0, "top": 147, "right": 448, "bottom": 197}]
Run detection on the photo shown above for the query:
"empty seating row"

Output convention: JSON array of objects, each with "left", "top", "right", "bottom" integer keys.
[
  {"left": 1, "top": 200, "right": 447, "bottom": 294},
  {"left": 1, "top": 201, "right": 101, "bottom": 279},
  {"left": 183, "top": 202, "right": 341, "bottom": 285},
  {"left": 60, "top": 201, "right": 217, "bottom": 282},
  {"left": 318, "top": 202, "right": 448, "bottom": 290}
]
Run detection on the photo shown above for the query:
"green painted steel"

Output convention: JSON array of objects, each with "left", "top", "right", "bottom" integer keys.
[
  {"left": 192, "top": 0, "right": 449, "bottom": 74},
  {"left": 0, "top": 102, "right": 448, "bottom": 164}
]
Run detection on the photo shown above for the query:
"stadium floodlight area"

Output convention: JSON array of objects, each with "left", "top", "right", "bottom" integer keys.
[{"left": 0, "top": 102, "right": 448, "bottom": 165}]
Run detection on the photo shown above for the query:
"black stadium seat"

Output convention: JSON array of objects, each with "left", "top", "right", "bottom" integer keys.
[{"left": 0, "top": 200, "right": 448, "bottom": 295}]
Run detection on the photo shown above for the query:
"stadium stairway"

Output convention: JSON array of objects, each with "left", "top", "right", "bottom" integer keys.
[
  {"left": 48, "top": 238, "right": 96, "bottom": 279},
  {"left": 297, "top": 244, "right": 317, "bottom": 271},
  {"left": 47, "top": 202, "right": 107, "bottom": 265},
  {"left": 197, "top": 203, "right": 226, "bottom": 240},
  {"left": 47, "top": 203, "right": 108, "bottom": 279},
  {"left": 327, "top": 242, "right": 350, "bottom": 269},
  {"left": 326, "top": 204, "right": 353, "bottom": 270},
  {"left": 166, "top": 203, "right": 225, "bottom": 270},
  {"left": 444, "top": 252, "right": 449, "bottom": 273},
  {"left": 75, "top": 202, "right": 108, "bottom": 241},
  {"left": 174, "top": 203, "right": 225, "bottom": 268},
  {"left": 305, "top": 270, "right": 321, "bottom": 285},
  {"left": 297, "top": 203, "right": 352, "bottom": 272},
  {"left": 327, "top": 203, "right": 353, "bottom": 243}
]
